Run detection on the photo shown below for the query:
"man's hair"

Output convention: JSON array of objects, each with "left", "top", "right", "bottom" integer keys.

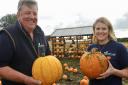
[{"left": 17, "top": 0, "right": 38, "bottom": 11}]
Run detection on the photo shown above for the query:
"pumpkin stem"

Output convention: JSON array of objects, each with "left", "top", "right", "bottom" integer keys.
[{"left": 91, "top": 48, "right": 98, "bottom": 53}]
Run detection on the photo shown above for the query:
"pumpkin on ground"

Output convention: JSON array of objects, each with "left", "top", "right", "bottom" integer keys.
[
  {"left": 80, "top": 78, "right": 89, "bottom": 85},
  {"left": 0, "top": 80, "right": 1, "bottom": 85},
  {"left": 52, "top": 83, "right": 56, "bottom": 85},
  {"left": 62, "top": 74, "right": 68, "bottom": 80},
  {"left": 32, "top": 55, "right": 63, "bottom": 85},
  {"left": 63, "top": 63, "right": 68, "bottom": 67},
  {"left": 80, "top": 48, "right": 109, "bottom": 79}
]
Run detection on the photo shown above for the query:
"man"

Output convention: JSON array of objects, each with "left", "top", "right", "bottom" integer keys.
[{"left": 0, "top": 0, "right": 51, "bottom": 85}]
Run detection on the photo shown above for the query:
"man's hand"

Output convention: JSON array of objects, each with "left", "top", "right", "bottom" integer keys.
[{"left": 24, "top": 77, "right": 41, "bottom": 85}]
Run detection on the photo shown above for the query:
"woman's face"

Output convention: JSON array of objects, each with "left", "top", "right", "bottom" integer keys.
[{"left": 94, "top": 22, "right": 109, "bottom": 42}]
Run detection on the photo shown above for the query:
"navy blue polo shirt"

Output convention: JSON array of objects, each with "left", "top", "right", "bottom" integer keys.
[
  {"left": 87, "top": 40, "right": 128, "bottom": 85},
  {"left": 0, "top": 21, "right": 51, "bottom": 85}
]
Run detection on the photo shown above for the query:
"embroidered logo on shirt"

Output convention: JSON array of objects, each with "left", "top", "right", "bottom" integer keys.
[{"left": 104, "top": 51, "right": 116, "bottom": 56}]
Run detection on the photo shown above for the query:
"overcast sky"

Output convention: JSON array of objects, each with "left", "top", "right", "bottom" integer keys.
[{"left": 0, "top": 0, "right": 128, "bottom": 38}]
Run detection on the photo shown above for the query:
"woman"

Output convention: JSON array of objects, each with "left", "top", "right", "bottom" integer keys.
[{"left": 87, "top": 17, "right": 128, "bottom": 85}]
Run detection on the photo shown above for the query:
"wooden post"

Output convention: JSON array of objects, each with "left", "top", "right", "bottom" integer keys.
[
  {"left": 63, "top": 36, "right": 65, "bottom": 57},
  {"left": 76, "top": 36, "right": 78, "bottom": 56}
]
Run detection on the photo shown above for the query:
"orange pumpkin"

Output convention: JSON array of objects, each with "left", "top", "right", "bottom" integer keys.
[
  {"left": 64, "top": 66, "right": 69, "bottom": 71},
  {"left": 73, "top": 68, "right": 78, "bottom": 73},
  {"left": 83, "top": 76, "right": 88, "bottom": 80},
  {"left": 32, "top": 55, "right": 63, "bottom": 85},
  {"left": 68, "top": 67, "right": 74, "bottom": 72},
  {"left": 80, "top": 48, "right": 108, "bottom": 79},
  {"left": 62, "top": 74, "right": 68, "bottom": 80},
  {"left": 80, "top": 79, "right": 89, "bottom": 85},
  {"left": 0, "top": 80, "right": 1, "bottom": 85},
  {"left": 52, "top": 83, "right": 56, "bottom": 85},
  {"left": 63, "top": 63, "right": 68, "bottom": 67}
]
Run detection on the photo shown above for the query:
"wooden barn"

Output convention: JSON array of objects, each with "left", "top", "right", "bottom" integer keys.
[{"left": 50, "top": 26, "right": 93, "bottom": 58}]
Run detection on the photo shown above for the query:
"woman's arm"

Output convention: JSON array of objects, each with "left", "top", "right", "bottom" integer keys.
[
  {"left": 97, "top": 61, "right": 128, "bottom": 79},
  {"left": 112, "top": 67, "right": 128, "bottom": 78}
]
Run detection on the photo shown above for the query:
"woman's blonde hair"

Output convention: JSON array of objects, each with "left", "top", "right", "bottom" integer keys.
[{"left": 92, "top": 17, "right": 117, "bottom": 44}]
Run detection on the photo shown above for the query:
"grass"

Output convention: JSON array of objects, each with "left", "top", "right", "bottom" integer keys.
[{"left": 57, "top": 58, "right": 83, "bottom": 84}]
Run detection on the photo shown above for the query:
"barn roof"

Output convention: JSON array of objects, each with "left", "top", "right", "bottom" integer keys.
[{"left": 51, "top": 26, "right": 93, "bottom": 37}]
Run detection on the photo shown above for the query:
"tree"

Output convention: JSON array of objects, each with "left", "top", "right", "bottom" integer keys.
[
  {"left": 117, "top": 38, "right": 128, "bottom": 42},
  {"left": 0, "top": 14, "right": 17, "bottom": 28}
]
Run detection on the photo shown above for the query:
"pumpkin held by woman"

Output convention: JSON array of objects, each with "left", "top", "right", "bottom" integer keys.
[
  {"left": 80, "top": 48, "right": 109, "bottom": 79},
  {"left": 32, "top": 55, "right": 63, "bottom": 85}
]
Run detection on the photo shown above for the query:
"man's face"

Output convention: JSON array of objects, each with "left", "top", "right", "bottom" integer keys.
[{"left": 17, "top": 5, "right": 38, "bottom": 32}]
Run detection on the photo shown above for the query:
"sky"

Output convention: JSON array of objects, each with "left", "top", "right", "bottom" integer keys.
[{"left": 0, "top": 0, "right": 128, "bottom": 38}]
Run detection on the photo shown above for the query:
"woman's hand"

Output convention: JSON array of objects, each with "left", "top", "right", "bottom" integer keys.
[{"left": 96, "top": 61, "right": 115, "bottom": 79}]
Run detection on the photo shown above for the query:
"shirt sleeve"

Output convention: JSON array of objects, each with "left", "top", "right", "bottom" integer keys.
[
  {"left": 0, "top": 32, "right": 14, "bottom": 67},
  {"left": 118, "top": 44, "right": 128, "bottom": 69}
]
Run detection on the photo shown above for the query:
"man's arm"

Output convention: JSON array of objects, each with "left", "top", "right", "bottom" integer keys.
[{"left": 0, "top": 66, "right": 41, "bottom": 85}]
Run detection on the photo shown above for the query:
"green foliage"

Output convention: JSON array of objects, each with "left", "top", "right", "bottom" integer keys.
[
  {"left": 117, "top": 38, "right": 128, "bottom": 42},
  {"left": 0, "top": 14, "right": 17, "bottom": 28}
]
